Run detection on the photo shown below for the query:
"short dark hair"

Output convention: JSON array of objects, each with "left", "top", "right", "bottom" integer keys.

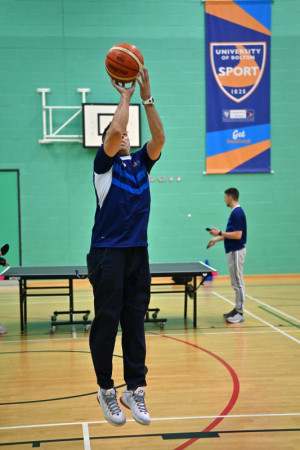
[
  {"left": 102, "top": 122, "right": 112, "bottom": 143},
  {"left": 224, "top": 187, "right": 239, "bottom": 201}
]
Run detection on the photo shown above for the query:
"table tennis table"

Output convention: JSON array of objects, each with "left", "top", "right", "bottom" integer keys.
[{"left": 1, "top": 261, "right": 216, "bottom": 333}]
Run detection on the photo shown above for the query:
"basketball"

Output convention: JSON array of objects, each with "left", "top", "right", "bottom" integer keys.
[{"left": 105, "top": 43, "right": 144, "bottom": 83}]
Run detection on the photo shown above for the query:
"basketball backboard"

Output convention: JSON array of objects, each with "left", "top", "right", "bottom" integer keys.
[{"left": 82, "top": 103, "right": 141, "bottom": 148}]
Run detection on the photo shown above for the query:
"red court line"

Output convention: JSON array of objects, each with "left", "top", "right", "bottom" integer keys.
[{"left": 159, "top": 335, "right": 240, "bottom": 450}]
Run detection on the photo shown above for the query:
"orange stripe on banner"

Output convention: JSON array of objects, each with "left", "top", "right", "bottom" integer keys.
[
  {"left": 206, "top": 139, "right": 270, "bottom": 174},
  {"left": 206, "top": 1, "right": 271, "bottom": 37}
]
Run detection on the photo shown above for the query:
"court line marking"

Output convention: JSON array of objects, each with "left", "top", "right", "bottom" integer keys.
[
  {"left": 72, "top": 326, "right": 77, "bottom": 339},
  {"left": 0, "top": 292, "right": 214, "bottom": 306},
  {"left": 161, "top": 334, "right": 240, "bottom": 448},
  {"left": 82, "top": 422, "right": 91, "bottom": 450},
  {"left": 151, "top": 330, "right": 300, "bottom": 336},
  {"left": 0, "top": 300, "right": 92, "bottom": 306},
  {"left": 1, "top": 329, "right": 300, "bottom": 345},
  {"left": 0, "top": 337, "right": 90, "bottom": 344},
  {"left": 213, "top": 292, "right": 300, "bottom": 344},
  {"left": 1, "top": 413, "right": 300, "bottom": 431},
  {"left": 0, "top": 296, "right": 213, "bottom": 306},
  {"left": 258, "top": 306, "right": 300, "bottom": 329},
  {"left": 0, "top": 300, "right": 93, "bottom": 306},
  {"left": 246, "top": 294, "right": 300, "bottom": 323}
]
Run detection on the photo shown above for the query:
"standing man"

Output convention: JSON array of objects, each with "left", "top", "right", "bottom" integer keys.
[
  {"left": 206, "top": 188, "right": 247, "bottom": 323},
  {"left": 87, "top": 68, "right": 165, "bottom": 427}
]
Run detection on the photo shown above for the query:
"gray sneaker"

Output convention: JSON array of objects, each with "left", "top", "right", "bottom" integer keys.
[
  {"left": 0, "top": 323, "right": 7, "bottom": 334},
  {"left": 223, "top": 308, "right": 237, "bottom": 319},
  {"left": 97, "top": 388, "right": 126, "bottom": 427},
  {"left": 120, "top": 387, "right": 151, "bottom": 425},
  {"left": 226, "top": 312, "right": 245, "bottom": 323}
]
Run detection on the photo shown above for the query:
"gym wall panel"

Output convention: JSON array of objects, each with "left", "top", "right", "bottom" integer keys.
[{"left": 0, "top": 0, "right": 299, "bottom": 274}]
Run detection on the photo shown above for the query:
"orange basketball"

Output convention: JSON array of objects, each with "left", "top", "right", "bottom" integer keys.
[{"left": 105, "top": 43, "right": 144, "bottom": 83}]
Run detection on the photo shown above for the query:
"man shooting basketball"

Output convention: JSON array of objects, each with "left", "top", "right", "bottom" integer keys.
[{"left": 87, "top": 68, "right": 165, "bottom": 427}]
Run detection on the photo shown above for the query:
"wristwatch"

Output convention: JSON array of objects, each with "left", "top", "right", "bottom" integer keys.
[
  {"left": 218, "top": 230, "right": 222, "bottom": 236},
  {"left": 142, "top": 96, "right": 155, "bottom": 105}
]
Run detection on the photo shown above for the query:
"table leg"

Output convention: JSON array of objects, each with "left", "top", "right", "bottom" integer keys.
[
  {"left": 69, "top": 278, "right": 74, "bottom": 324},
  {"left": 24, "top": 279, "right": 27, "bottom": 324},
  {"left": 19, "top": 280, "right": 24, "bottom": 334},
  {"left": 184, "top": 276, "right": 188, "bottom": 319},
  {"left": 193, "top": 276, "right": 197, "bottom": 328}
]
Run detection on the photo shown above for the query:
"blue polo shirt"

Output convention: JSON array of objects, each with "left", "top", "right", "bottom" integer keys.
[
  {"left": 224, "top": 206, "right": 247, "bottom": 254},
  {"left": 90, "top": 143, "right": 159, "bottom": 248}
]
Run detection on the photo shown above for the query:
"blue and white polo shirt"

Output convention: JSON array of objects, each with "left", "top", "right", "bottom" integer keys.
[{"left": 90, "top": 143, "right": 159, "bottom": 248}]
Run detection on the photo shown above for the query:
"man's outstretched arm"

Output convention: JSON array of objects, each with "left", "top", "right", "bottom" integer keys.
[
  {"left": 103, "top": 80, "right": 136, "bottom": 157},
  {"left": 137, "top": 69, "right": 165, "bottom": 160}
]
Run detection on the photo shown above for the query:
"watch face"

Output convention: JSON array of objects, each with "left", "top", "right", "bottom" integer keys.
[{"left": 144, "top": 97, "right": 154, "bottom": 104}]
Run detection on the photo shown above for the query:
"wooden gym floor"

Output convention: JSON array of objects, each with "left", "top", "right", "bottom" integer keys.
[{"left": 0, "top": 274, "right": 299, "bottom": 449}]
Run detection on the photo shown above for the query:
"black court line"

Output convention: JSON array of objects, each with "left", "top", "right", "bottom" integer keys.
[
  {"left": 0, "top": 391, "right": 98, "bottom": 406},
  {"left": 0, "top": 350, "right": 92, "bottom": 355},
  {"left": 0, "top": 350, "right": 148, "bottom": 406},
  {"left": 0, "top": 428, "right": 299, "bottom": 447},
  {"left": 0, "top": 350, "right": 124, "bottom": 406}
]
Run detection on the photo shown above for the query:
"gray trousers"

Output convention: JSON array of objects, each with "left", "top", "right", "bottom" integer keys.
[{"left": 226, "top": 247, "right": 246, "bottom": 313}]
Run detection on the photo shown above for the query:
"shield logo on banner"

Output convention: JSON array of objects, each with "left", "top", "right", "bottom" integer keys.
[{"left": 210, "top": 42, "right": 266, "bottom": 103}]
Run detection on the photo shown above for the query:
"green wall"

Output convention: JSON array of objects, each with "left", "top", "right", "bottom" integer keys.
[
  {"left": 0, "top": 170, "right": 21, "bottom": 265},
  {"left": 0, "top": 0, "right": 299, "bottom": 274}
]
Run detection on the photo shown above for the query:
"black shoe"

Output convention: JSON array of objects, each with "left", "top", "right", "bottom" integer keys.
[{"left": 223, "top": 308, "right": 237, "bottom": 319}]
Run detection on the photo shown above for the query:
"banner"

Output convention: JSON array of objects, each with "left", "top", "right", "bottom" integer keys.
[{"left": 205, "top": 0, "right": 271, "bottom": 173}]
